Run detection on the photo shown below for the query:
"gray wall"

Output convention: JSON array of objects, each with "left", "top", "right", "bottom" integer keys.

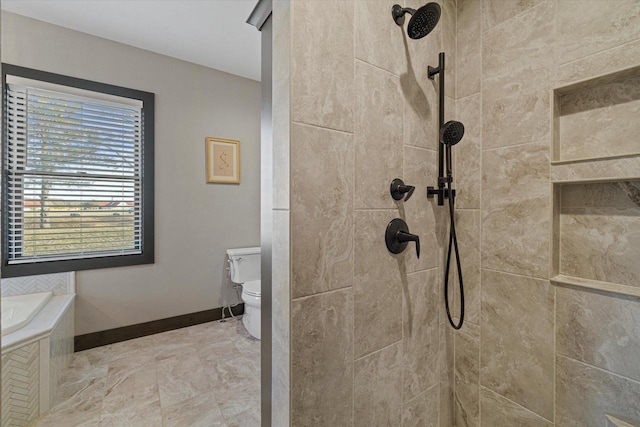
[{"left": 1, "top": 12, "right": 261, "bottom": 335}]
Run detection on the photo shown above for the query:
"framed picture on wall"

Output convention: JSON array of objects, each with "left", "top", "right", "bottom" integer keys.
[{"left": 205, "top": 137, "right": 240, "bottom": 184}]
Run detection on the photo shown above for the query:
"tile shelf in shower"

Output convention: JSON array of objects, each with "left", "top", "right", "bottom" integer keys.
[
  {"left": 551, "top": 180, "right": 640, "bottom": 298},
  {"left": 550, "top": 275, "right": 640, "bottom": 299},
  {"left": 550, "top": 155, "right": 640, "bottom": 183},
  {"left": 552, "top": 64, "right": 640, "bottom": 163}
]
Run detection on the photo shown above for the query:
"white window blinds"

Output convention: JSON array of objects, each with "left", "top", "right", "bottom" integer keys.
[{"left": 5, "top": 81, "right": 143, "bottom": 264}]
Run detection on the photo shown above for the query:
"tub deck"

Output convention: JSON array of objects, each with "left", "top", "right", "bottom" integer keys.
[
  {"left": 2, "top": 294, "right": 74, "bottom": 354},
  {"left": 2, "top": 292, "right": 53, "bottom": 337},
  {"left": 1, "top": 294, "right": 75, "bottom": 426}
]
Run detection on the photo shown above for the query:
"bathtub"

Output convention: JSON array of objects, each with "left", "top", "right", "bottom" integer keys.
[
  {"left": 1, "top": 292, "right": 74, "bottom": 426},
  {"left": 2, "top": 291, "right": 53, "bottom": 336}
]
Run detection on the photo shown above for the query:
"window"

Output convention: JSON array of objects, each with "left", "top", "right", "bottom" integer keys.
[{"left": 2, "top": 64, "right": 154, "bottom": 277}]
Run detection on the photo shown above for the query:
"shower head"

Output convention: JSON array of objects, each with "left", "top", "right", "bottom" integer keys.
[
  {"left": 392, "top": 3, "right": 441, "bottom": 39},
  {"left": 440, "top": 121, "right": 465, "bottom": 146},
  {"left": 408, "top": 3, "right": 441, "bottom": 39}
]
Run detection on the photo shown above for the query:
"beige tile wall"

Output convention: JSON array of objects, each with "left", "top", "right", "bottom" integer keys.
[
  {"left": 453, "top": 0, "right": 640, "bottom": 426},
  {"left": 271, "top": 1, "right": 291, "bottom": 424},
  {"left": 557, "top": 74, "right": 640, "bottom": 161},
  {"left": 282, "top": 0, "right": 456, "bottom": 424},
  {"left": 276, "top": 0, "right": 640, "bottom": 425},
  {"left": 559, "top": 182, "right": 640, "bottom": 288}
]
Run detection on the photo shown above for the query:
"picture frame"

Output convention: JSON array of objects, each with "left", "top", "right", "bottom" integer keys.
[{"left": 205, "top": 137, "right": 240, "bottom": 184}]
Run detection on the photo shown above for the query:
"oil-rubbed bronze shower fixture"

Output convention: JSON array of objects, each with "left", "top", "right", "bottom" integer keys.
[
  {"left": 425, "top": 51, "right": 466, "bottom": 330},
  {"left": 385, "top": 218, "right": 420, "bottom": 259},
  {"left": 390, "top": 178, "right": 415, "bottom": 202},
  {"left": 392, "top": 2, "right": 441, "bottom": 39}
]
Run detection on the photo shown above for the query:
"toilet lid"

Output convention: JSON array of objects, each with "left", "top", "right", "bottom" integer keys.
[{"left": 243, "top": 280, "right": 261, "bottom": 297}]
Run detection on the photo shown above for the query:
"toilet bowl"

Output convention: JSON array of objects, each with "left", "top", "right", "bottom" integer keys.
[
  {"left": 226, "top": 247, "right": 261, "bottom": 340},
  {"left": 241, "top": 279, "right": 261, "bottom": 340}
]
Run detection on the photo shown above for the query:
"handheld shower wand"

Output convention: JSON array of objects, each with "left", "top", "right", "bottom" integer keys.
[
  {"left": 426, "top": 52, "right": 465, "bottom": 330},
  {"left": 441, "top": 120, "right": 465, "bottom": 331},
  {"left": 441, "top": 120, "right": 465, "bottom": 185}
]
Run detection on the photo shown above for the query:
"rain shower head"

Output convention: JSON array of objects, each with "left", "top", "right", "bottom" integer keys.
[
  {"left": 392, "top": 3, "right": 441, "bottom": 39},
  {"left": 440, "top": 121, "right": 465, "bottom": 146},
  {"left": 408, "top": 3, "right": 441, "bottom": 39}
]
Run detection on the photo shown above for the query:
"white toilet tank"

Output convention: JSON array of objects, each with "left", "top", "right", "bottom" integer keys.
[{"left": 226, "top": 247, "right": 261, "bottom": 284}]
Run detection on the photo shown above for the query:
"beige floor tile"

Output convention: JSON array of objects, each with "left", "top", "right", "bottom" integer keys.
[
  {"left": 210, "top": 357, "right": 260, "bottom": 418},
  {"left": 225, "top": 404, "right": 261, "bottom": 427},
  {"left": 157, "top": 352, "right": 212, "bottom": 408},
  {"left": 100, "top": 384, "right": 161, "bottom": 426},
  {"left": 54, "top": 373, "right": 107, "bottom": 407},
  {"left": 152, "top": 330, "right": 198, "bottom": 362},
  {"left": 205, "top": 355, "right": 257, "bottom": 388},
  {"left": 31, "top": 413, "right": 101, "bottom": 427},
  {"left": 162, "top": 392, "right": 227, "bottom": 427},
  {"left": 69, "top": 345, "right": 111, "bottom": 371},
  {"left": 214, "top": 385, "right": 260, "bottom": 420},
  {"left": 29, "top": 318, "right": 260, "bottom": 426},
  {"left": 104, "top": 353, "right": 157, "bottom": 397},
  {"left": 31, "top": 377, "right": 105, "bottom": 427},
  {"left": 109, "top": 335, "right": 157, "bottom": 362}
]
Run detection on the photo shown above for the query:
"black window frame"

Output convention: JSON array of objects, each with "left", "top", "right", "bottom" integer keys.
[{"left": 1, "top": 64, "right": 154, "bottom": 278}]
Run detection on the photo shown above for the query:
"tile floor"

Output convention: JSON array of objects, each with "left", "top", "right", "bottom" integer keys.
[{"left": 29, "top": 317, "right": 260, "bottom": 427}]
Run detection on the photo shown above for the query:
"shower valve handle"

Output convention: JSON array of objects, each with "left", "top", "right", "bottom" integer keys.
[
  {"left": 397, "top": 230, "right": 420, "bottom": 259},
  {"left": 390, "top": 178, "right": 415, "bottom": 202},
  {"left": 385, "top": 218, "right": 420, "bottom": 259}
]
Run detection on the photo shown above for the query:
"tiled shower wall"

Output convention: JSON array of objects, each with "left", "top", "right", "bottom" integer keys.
[
  {"left": 452, "top": 0, "right": 640, "bottom": 426},
  {"left": 274, "top": 0, "right": 458, "bottom": 424}
]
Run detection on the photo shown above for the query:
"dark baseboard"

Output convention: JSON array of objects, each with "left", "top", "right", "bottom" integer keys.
[{"left": 74, "top": 304, "right": 244, "bottom": 352}]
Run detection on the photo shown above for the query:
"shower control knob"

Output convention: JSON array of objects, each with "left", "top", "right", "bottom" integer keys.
[
  {"left": 390, "top": 178, "right": 416, "bottom": 202},
  {"left": 385, "top": 218, "right": 420, "bottom": 259}
]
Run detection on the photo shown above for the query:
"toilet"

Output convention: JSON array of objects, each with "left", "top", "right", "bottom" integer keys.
[{"left": 226, "top": 247, "right": 261, "bottom": 340}]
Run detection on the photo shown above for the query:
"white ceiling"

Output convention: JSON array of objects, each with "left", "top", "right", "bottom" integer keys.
[{"left": 1, "top": 0, "right": 262, "bottom": 81}]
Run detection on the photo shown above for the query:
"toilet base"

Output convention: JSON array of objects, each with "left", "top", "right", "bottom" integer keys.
[{"left": 242, "top": 303, "right": 261, "bottom": 340}]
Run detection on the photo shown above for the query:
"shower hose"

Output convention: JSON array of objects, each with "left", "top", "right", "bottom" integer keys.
[{"left": 444, "top": 179, "right": 464, "bottom": 330}]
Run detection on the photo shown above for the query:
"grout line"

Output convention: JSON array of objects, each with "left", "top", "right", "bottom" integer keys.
[
  {"left": 452, "top": 0, "right": 458, "bottom": 103},
  {"left": 402, "top": 144, "right": 433, "bottom": 153},
  {"left": 478, "top": 0, "right": 484, "bottom": 422},
  {"left": 479, "top": 385, "right": 553, "bottom": 424},
  {"left": 455, "top": 91, "right": 482, "bottom": 103},
  {"left": 404, "top": 381, "right": 440, "bottom": 407},
  {"left": 290, "top": 286, "right": 353, "bottom": 302},
  {"left": 481, "top": 137, "right": 551, "bottom": 153},
  {"left": 403, "top": 142, "right": 439, "bottom": 152},
  {"left": 290, "top": 120, "right": 354, "bottom": 136},
  {"left": 552, "top": 4, "right": 559, "bottom": 422},
  {"left": 556, "top": 353, "right": 640, "bottom": 386},
  {"left": 480, "top": 0, "right": 547, "bottom": 34},
  {"left": 354, "top": 57, "right": 401, "bottom": 78},
  {"left": 557, "top": 35, "right": 640, "bottom": 67},
  {"left": 481, "top": 267, "right": 548, "bottom": 282},
  {"left": 353, "top": 339, "right": 402, "bottom": 363},
  {"left": 553, "top": 279, "right": 558, "bottom": 425},
  {"left": 351, "top": 10, "right": 356, "bottom": 424},
  {"left": 352, "top": 207, "right": 399, "bottom": 212},
  {"left": 406, "top": 266, "right": 439, "bottom": 277}
]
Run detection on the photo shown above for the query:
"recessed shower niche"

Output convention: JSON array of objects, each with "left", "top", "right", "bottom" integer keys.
[
  {"left": 551, "top": 65, "right": 640, "bottom": 296},
  {"left": 552, "top": 64, "right": 640, "bottom": 162},
  {"left": 552, "top": 180, "right": 640, "bottom": 296}
]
